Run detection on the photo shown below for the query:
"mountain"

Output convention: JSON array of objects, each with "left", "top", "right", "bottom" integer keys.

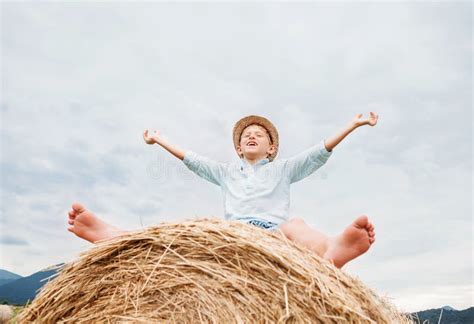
[
  {"left": 442, "top": 305, "right": 455, "bottom": 311},
  {"left": 0, "top": 269, "right": 23, "bottom": 287},
  {"left": 0, "top": 265, "right": 63, "bottom": 305},
  {"left": 410, "top": 306, "right": 474, "bottom": 324}
]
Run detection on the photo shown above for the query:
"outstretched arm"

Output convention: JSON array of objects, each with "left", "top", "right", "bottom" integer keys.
[
  {"left": 324, "top": 112, "right": 379, "bottom": 152},
  {"left": 143, "top": 129, "right": 185, "bottom": 160},
  {"left": 143, "top": 129, "right": 225, "bottom": 186},
  {"left": 284, "top": 112, "right": 378, "bottom": 184}
]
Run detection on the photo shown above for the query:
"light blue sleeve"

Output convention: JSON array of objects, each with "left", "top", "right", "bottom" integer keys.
[
  {"left": 182, "top": 150, "right": 225, "bottom": 186},
  {"left": 284, "top": 140, "right": 333, "bottom": 184}
]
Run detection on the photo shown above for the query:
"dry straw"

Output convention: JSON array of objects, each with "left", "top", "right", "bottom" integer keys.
[
  {"left": 18, "top": 218, "right": 412, "bottom": 323},
  {"left": 0, "top": 305, "right": 13, "bottom": 324}
]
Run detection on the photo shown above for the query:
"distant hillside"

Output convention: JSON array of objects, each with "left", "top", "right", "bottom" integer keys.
[
  {"left": 0, "top": 265, "right": 63, "bottom": 305},
  {"left": 0, "top": 269, "right": 23, "bottom": 287},
  {"left": 410, "top": 306, "right": 474, "bottom": 324}
]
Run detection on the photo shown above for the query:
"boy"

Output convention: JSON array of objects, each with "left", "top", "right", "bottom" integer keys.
[{"left": 67, "top": 113, "right": 377, "bottom": 268}]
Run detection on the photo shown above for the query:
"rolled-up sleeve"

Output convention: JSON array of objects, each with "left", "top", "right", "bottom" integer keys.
[
  {"left": 182, "top": 150, "right": 225, "bottom": 186},
  {"left": 284, "top": 140, "right": 333, "bottom": 184}
]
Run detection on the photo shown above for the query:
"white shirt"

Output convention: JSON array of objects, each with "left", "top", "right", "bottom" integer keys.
[{"left": 182, "top": 140, "right": 333, "bottom": 225}]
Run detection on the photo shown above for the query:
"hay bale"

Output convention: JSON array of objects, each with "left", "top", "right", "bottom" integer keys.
[
  {"left": 0, "top": 305, "right": 13, "bottom": 324},
  {"left": 18, "top": 218, "right": 411, "bottom": 323}
]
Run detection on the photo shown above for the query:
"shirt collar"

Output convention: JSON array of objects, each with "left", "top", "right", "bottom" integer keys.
[{"left": 240, "top": 157, "right": 270, "bottom": 168}]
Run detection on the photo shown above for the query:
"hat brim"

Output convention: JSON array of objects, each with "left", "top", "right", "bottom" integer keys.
[{"left": 232, "top": 115, "right": 279, "bottom": 161}]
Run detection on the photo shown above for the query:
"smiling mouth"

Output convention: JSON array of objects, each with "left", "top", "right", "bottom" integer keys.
[{"left": 246, "top": 142, "right": 258, "bottom": 147}]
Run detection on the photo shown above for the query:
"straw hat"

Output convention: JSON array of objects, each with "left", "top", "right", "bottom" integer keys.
[{"left": 232, "top": 115, "right": 279, "bottom": 161}]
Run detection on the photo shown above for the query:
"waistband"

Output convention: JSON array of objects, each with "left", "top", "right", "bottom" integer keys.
[{"left": 232, "top": 216, "right": 280, "bottom": 231}]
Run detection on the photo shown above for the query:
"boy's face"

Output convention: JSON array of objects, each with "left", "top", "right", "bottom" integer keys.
[{"left": 236, "top": 124, "right": 276, "bottom": 161}]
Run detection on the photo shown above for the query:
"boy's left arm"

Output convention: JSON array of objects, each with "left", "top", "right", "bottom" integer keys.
[
  {"left": 284, "top": 112, "right": 379, "bottom": 184},
  {"left": 324, "top": 112, "right": 379, "bottom": 152}
]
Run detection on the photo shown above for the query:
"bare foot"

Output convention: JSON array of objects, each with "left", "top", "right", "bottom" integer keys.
[
  {"left": 67, "top": 202, "right": 127, "bottom": 243},
  {"left": 323, "top": 215, "right": 376, "bottom": 268}
]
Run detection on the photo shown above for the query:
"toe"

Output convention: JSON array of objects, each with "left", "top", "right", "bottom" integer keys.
[
  {"left": 354, "top": 215, "right": 369, "bottom": 228},
  {"left": 366, "top": 226, "right": 374, "bottom": 235},
  {"left": 72, "top": 202, "right": 86, "bottom": 213}
]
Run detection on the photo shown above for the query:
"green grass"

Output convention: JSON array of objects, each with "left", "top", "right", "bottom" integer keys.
[{"left": 9, "top": 306, "right": 23, "bottom": 323}]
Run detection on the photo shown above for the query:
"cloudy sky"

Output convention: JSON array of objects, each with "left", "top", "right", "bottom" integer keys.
[{"left": 1, "top": 1, "right": 472, "bottom": 313}]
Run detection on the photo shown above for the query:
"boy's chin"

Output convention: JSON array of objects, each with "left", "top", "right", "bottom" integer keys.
[{"left": 243, "top": 152, "right": 267, "bottom": 160}]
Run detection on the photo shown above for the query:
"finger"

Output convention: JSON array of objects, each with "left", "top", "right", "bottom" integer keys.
[
  {"left": 67, "top": 226, "right": 74, "bottom": 232},
  {"left": 357, "top": 113, "right": 363, "bottom": 118},
  {"left": 68, "top": 211, "right": 75, "bottom": 219},
  {"left": 68, "top": 219, "right": 74, "bottom": 225}
]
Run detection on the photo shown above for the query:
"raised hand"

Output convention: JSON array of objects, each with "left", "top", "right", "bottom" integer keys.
[
  {"left": 352, "top": 112, "right": 379, "bottom": 127},
  {"left": 143, "top": 129, "right": 162, "bottom": 145}
]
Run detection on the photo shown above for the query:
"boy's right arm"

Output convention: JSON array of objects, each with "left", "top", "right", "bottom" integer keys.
[
  {"left": 143, "top": 129, "right": 224, "bottom": 186},
  {"left": 143, "top": 129, "right": 185, "bottom": 160}
]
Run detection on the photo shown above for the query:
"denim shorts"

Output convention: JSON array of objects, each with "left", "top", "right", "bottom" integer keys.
[{"left": 233, "top": 216, "right": 280, "bottom": 232}]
